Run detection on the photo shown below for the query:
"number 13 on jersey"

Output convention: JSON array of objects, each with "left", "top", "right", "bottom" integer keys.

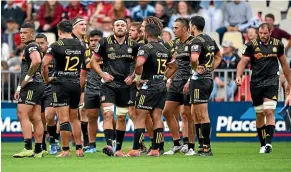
[{"left": 157, "top": 59, "right": 167, "bottom": 74}]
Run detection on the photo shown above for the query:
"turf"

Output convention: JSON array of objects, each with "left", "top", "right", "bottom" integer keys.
[{"left": 2, "top": 142, "right": 291, "bottom": 172}]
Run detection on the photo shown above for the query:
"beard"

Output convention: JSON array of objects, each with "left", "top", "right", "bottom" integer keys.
[{"left": 115, "top": 31, "right": 126, "bottom": 38}]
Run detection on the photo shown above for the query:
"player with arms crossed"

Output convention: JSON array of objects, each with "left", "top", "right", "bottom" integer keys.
[
  {"left": 84, "top": 29, "right": 103, "bottom": 153},
  {"left": 163, "top": 17, "right": 196, "bottom": 156},
  {"left": 189, "top": 16, "right": 222, "bottom": 156},
  {"left": 91, "top": 19, "right": 139, "bottom": 157},
  {"left": 126, "top": 24, "right": 172, "bottom": 157},
  {"left": 13, "top": 23, "right": 45, "bottom": 158},
  {"left": 236, "top": 23, "right": 291, "bottom": 153},
  {"left": 42, "top": 20, "right": 87, "bottom": 157}
]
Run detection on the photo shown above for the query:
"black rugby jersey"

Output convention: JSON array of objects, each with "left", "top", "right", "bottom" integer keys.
[
  {"left": 137, "top": 41, "right": 171, "bottom": 92},
  {"left": 46, "top": 39, "right": 85, "bottom": 83},
  {"left": 93, "top": 35, "right": 139, "bottom": 87},
  {"left": 190, "top": 33, "right": 220, "bottom": 79},
  {"left": 20, "top": 40, "right": 43, "bottom": 83},
  {"left": 242, "top": 37, "right": 285, "bottom": 86}
]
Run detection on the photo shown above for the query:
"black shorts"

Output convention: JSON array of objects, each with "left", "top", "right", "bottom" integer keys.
[
  {"left": 129, "top": 86, "right": 138, "bottom": 106},
  {"left": 41, "top": 93, "right": 53, "bottom": 113},
  {"left": 166, "top": 92, "right": 190, "bottom": 106},
  {"left": 18, "top": 82, "right": 44, "bottom": 106},
  {"left": 136, "top": 90, "right": 167, "bottom": 111},
  {"left": 52, "top": 82, "right": 81, "bottom": 109},
  {"left": 84, "top": 92, "right": 101, "bottom": 109},
  {"left": 100, "top": 84, "right": 130, "bottom": 107},
  {"left": 250, "top": 84, "right": 278, "bottom": 106},
  {"left": 190, "top": 78, "right": 213, "bottom": 104}
]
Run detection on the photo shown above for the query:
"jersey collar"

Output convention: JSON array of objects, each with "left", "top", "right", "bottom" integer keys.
[
  {"left": 112, "top": 35, "right": 129, "bottom": 45},
  {"left": 26, "top": 40, "right": 35, "bottom": 45},
  {"left": 258, "top": 37, "right": 272, "bottom": 45}
]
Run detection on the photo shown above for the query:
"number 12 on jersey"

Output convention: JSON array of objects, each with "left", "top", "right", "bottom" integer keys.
[{"left": 65, "top": 56, "right": 79, "bottom": 71}]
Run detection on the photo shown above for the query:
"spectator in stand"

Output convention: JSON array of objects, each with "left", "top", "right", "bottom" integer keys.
[
  {"left": 168, "top": 1, "right": 194, "bottom": 28},
  {"left": 154, "top": 2, "right": 170, "bottom": 28},
  {"left": 245, "top": 27, "right": 258, "bottom": 43},
  {"left": 210, "top": 41, "right": 240, "bottom": 101},
  {"left": 164, "top": 0, "right": 177, "bottom": 17},
  {"left": 101, "top": 17, "right": 113, "bottom": 37},
  {"left": 2, "top": 18, "right": 22, "bottom": 58},
  {"left": 162, "top": 27, "right": 175, "bottom": 43},
  {"left": 200, "top": 0, "right": 223, "bottom": 33},
  {"left": 131, "top": 1, "right": 155, "bottom": 22},
  {"left": 265, "top": 13, "right": 291, "bottom": 52},
  {"left": 2, "top": 0, "right": 25, "bottom": 27},
  {"left": 37, "top": 0, "right": 63, "bottom": 36},
  {"left": 88, "top": 1, "right": 112, "bottom": 30},
  {"left": 216, "top": 0, "right": 252, "bottom": 44},
  {"left": 109, "top": 0, "right": 131, "bottom": 21},
  {"left": 1, "top": 39, "right": 10, "bottom": 61},
  {"left": 64, "top": 1, "right": 87, "bottom": 20}
]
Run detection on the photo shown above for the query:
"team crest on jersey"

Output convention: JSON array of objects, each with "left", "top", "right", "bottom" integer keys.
[
  {"left": 138, "top": 50, "right": 144, "bottom": 56},
  {"left": 108, "top": 47, "right": 114, "bottom": 51},
  {"left": 255, "top": 47, "right": 260, "bottom": 52},
  {"left": 101, "top": 96, "right": 105, "bottom": 101},
  {"left": 95, "top": 43, "right": 100, "bottom": 52},
  {"left": 191, "top": 45, "right": 199, "bottom": 51},
  {"left": 184, "top": 46, "right": 188, "bottom": 51},
  {"left": 273, "top": 47, "right": 277, "bottom": 52},
  {"left": 128, "top": 48, "right": 132, "bottom": 53}
]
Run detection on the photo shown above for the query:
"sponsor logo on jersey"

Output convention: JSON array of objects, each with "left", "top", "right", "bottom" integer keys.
[{"left": 65, "top": 49, "right": 82, "bottom": 55}]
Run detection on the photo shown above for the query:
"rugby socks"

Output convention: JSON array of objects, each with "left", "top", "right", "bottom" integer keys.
[
  {"left": 104, "top": 129, "right": 114, "bottom": 146},
  {"left": 153, "top": 128, "right": 163, "bottom": 150},
  {"left": 257, "top": 126, "right": 266, "bottom": 147},
  {"left": 150, "top": 138, "right": 154, "bottom": 147},
  {"left": 81, "top": 121, "right": 89, "bottom": 147},
  {"left": 24, "top": 139, "right": 32, "bottom": 150},
  {"left": 133, "top": 128, "right": 145, "bottom": 150},
  {"left": 55, "top": 133, "right": 60, "bottom": 140},
  {"left": 173, "top": 139, "right": 182, "bottom": 146},
  {"left": 195, "top": 124, "right": 204, "bottom": 149},
  {"left": 188, "top": 143, "right": 195, "bottom": 150},
  {"left": 201, "top": 123, "right": 211, "bottom": 146},
  {"left": 89, "top": 142, "right": 96, "bottom": 148},
  {"left": 160, "top": 141, "right": 164, "bottom": 151},
  {"left": 116, "top": 130, "right": 125, "bottom": 151},
  {"left": 183, "top": 137, "right": 189, "bottom": 146},
  {"left": 265, "top": 125, "right": 275, "bottom": 144},
  {"left": 47, "top": 125, "right": 57, "bottom": 144},
  {"left": 76, "top": 144, "right": 82, "bottom": 150},
  {"left": 34, "top": 143, "right": 42, "bottom": 154},
  {"left": 42, "top": 131, "right": 47, "bottom": 151}
]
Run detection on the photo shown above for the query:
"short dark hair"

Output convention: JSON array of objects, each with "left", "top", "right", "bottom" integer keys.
[
  {"left": 89, "top": 29, "right": 103, "bottom": 38},
  {"left": 35, "top": 33, "right": 48, "bottom": 41},
  {"left": 20, "top": 22, "right": 35, "bottom": 31},
  {"left": 258, "top": 23, "right": 272, "bottom": 32},
  {"left": 175, "top": 17, "right": 190, "bottom": 30},
  {"left": 145, "top": 24, "right": 160, "bottom": 38},
  {"left": 57, "top": 20, "right": 73, "bottom": 33},
  {"left": 265, "top": 13, "right": 275, "bottom": 21},
  {"left": 190, "top": 16, "right": 205, "bottom": 31}
]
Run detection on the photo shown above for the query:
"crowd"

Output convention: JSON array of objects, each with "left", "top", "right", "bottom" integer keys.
[{"left": 2, "top": 0, "right": 291, "bottom": 101}]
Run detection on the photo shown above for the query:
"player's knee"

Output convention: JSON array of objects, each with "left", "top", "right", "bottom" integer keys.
[
  {"left": 60, "top": 122, "right": 70, "bottom": 131},
  {"left": 103, "top": 105, "right": 114, "bottom": 114},
  {"left": 103, "top": 114, "right": 113, "bottom": 123},
  {"left": 263, "top": 101, "right": 276, "bottom": 116}
]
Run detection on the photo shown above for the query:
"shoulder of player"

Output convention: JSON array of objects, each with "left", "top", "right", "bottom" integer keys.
[
  {"left": 26, "top": 41, "right": 41, "bottom": 52},
  {"left": 271, "top": 37, "right": 282, "bottom": 46}
]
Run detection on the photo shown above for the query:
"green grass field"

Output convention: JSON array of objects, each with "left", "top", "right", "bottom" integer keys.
[{"left": 2, "top": 142, "right": 291, "bottom": 172}]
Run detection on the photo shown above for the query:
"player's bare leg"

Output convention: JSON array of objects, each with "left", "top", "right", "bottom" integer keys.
[
  {"left": 255, "top": 104, "right": 266, "bottom": 153},
  {"left": 148, "top": 108, "right": 164, "bottom": 156},
  {"left": 180, "top": 105, "right": 189, "bottom": 152},
  {"left": 114, "top": 107, "right": 128, "bottom": 157},
  {"left": 101, "top": 103, "right": 115, "bottom": 156},
  {"left": 85, "top": 109, "right": 99, "bottom": 153},
  {"left": 13, "top": 104, "right": 43, "bottom": 158},
  {"left": 263, "top": 98, "right": 276, "bottom": 153},
  {"left": 184, "top": 105, "right": 196, "bottom": 155},
  {"left": 41, "top": 111, "right": 47, "bottom": 153},
  {"left": 31, "top": 105, "right": 45, "bottom": 157},
  {"left": 69, "top": 108, "right": 83, "bottom": 156},
  {"left": 79, "top": 93, "right": 89, "bottom": 149},
  {"left": 145, "top": 113, "right": 154, "bottom": 152},
  {"left": 45, "top": 107, "right": 59, "bottom": 155},
  {"left": 192, "top": 103, "right": 212, "bottom": 156}
]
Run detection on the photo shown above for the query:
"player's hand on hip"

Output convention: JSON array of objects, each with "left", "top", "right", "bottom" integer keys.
[
  {"left": 124, "top": 76, "right": 133, "bottom": 85},
  {"left": 166, "top": 79, "right": 172, "bottom": 89},
  {"left": 14, "top": 92, "right": 20, "bottom": 100},
  {"left": 183, "top": 80, "right": 190, "bottom": 94},
  {"left": 235, "top": 77, "right": 242, "bottom": 86},
  {"left": 102, "top": 72, "right": 114, "bottom": 83}
]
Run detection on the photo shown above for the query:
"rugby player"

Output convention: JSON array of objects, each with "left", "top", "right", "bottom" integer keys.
[
  {"left": 42, "top": 20, "right": 88, "bottom": 157},
  {"left": 36, "top": 33, "right": 59, "bottom": 155},
  {"left": 13, "top": 23, "right": 45, "bottom": 158},
  {"left": 236, "top": 23, "right": 291, "bottom": 153},
  {"left": 91, "top": 19, "right": 139, "bottom": 157},
  {"left": 71, "top": 17, "right": 91, "bottom": 149},
  {"left": 189, "top": 16, "right": 222, "bottom": 156},
  {"left": 84, "top": 29, "right": 103, "bottom": 153},
  {"left": 126, "top": 23, "right": 171, "bottom": 157},
  {"left": 163, "top": 17, "right": 195, "bottom": 155}
]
